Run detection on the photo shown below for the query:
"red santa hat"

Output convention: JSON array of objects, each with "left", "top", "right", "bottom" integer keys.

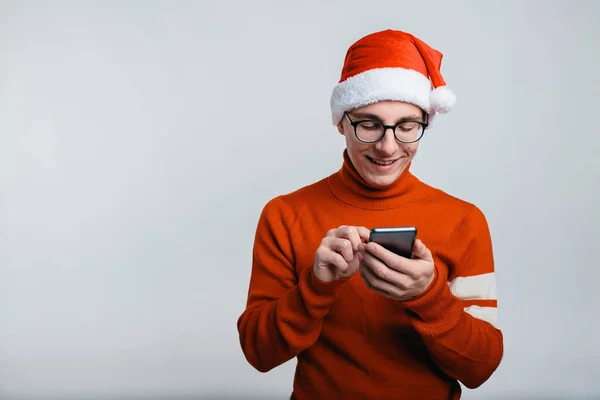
[{"left": 330, "top": 29, "right": 456, "bottom": 125}]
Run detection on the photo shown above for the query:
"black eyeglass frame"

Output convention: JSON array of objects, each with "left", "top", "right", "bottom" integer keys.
[{"left": 343, "top": 112, "right": 429, "bottom": 144}]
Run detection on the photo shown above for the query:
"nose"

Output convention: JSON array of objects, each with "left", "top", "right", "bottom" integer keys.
[{"left": 374, "top": 127, "right": 398, "bottom": 156}]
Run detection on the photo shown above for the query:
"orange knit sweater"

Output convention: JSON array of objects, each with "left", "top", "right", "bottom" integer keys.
[{"left": 237, "top": 150, "right": 503, "bottom": 399}]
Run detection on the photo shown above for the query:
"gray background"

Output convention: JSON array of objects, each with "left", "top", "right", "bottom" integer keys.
[{"left": 1, "top": 0, "right": 599, "bottom": 399}]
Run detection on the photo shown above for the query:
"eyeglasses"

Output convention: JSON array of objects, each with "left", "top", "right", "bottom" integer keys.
[{"left": 344, "top": 112, "right": 428, "bottom": 143}]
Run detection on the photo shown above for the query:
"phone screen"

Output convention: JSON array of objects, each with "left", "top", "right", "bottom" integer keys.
[{"left": 369, "top": 227, "right": 417, "bottom": 258}]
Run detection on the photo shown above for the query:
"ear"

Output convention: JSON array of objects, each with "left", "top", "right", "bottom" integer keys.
[{"left": 337, "top": 121, "right": 345, "bottom": 136}]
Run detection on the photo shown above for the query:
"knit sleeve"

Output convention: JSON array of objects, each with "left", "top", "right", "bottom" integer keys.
[
  {"left": 237, "top": 196, "right": 346, "bottom": 373},
  {"left": 401, "top": 205, "right": 504, "bottom": 389}
]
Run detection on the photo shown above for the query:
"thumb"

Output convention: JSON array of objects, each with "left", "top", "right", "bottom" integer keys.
[{"left": 412, "top": 239, "right": 433, "bottom": 261}]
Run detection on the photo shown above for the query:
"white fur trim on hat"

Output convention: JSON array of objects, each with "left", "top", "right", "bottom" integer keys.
[
  {"left": 330, "top": 67, "right": 434, "bottom": 125},
  {"left": 430, "top": 85, "right": 456, "bottom": 114}
]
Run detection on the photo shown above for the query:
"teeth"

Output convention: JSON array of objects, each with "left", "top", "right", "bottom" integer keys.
[{"left": 372, "top": 159, "right": 395, "bottom": 165}]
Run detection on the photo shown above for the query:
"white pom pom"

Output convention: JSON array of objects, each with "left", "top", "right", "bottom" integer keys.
[{"left": 430, "top": 86, "right": 456, "bottom": 114}]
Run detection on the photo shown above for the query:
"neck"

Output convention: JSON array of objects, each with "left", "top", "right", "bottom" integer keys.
[{"left": 328, "top": 149, "right": 422, "bottom": 210}]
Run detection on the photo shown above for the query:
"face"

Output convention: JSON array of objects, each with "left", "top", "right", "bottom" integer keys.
[{"left": 338, "top": 100, "right": 426, "bottom": 188}]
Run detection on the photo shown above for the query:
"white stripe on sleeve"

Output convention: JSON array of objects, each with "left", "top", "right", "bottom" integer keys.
[
  {"left": 464, "top": 305, "right": 498, "bottom": 328},
  {"left": 448, "top": 272, "right": 497, "bottom": 301}
]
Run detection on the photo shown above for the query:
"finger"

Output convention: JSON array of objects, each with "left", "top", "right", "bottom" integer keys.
[
  {"left": 360, "top": 266, "right": 381, "bottom": 292},
  {"left": 357, "top": 226, "right": 371, "bottom": 242},
  {"left": 321, "top": 249, "right": 350, "bottom": 273},
  {"left": 362, "top": 280, "right": 395, "bottom": 299},
  {"left": 344, "top": 227, "right": 363, "bottom": 252},
  {"left": 323, "top": 237, "right": 354, "bottom": 262},
  {"left": 325, "top": 225, "right": 347, "bottom": 237},
  {"left": 363, "top": 241, "right": 415, "bottom": 276},
  {"left": 412, "top": 239, "right": 433, "bottom": 262},
  {"left": 360, "top": 265, "right": 403, "bottom": 298},
  {"left": 337, "top": 226, "right": 366, "bottom": 252},
  {"left": 360, "top": 250, "right": 399, "bottom": 283},
  {"left": 360, "top": 250, "right": 414, "bottom": 289},
  {"left": 357, "top": 242, "right": 366, "bottom": 253},
  {"left": 327, "top": 226, "right": 371, "bottom": 253}
]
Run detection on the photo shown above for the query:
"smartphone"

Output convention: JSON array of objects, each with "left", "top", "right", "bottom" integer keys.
[{"left": 368, "top": 227, "right": 417, "bottom": 259}]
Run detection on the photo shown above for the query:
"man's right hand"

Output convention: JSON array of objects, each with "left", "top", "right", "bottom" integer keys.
[{"left": 313, "top": 225, "right": 371, "bottom": 283}]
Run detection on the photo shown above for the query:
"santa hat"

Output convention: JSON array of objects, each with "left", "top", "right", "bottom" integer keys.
[{"left": 330, "top": 29, "right": 456, "bottom": 125}]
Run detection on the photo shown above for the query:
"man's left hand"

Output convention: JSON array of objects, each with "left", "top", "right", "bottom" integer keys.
[{"left": 357, "top": 239, "right": 435, "bottom": 301}]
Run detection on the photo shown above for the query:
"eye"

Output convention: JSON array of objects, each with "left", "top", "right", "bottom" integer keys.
[
  {"left": 398, "top": 122, "right": 419, "bottom": 132},
  {"left": 359, "top": 121, "right": 381, "bottom": 130}
]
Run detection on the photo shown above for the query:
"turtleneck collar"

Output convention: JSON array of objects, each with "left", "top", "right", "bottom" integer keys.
[{"left": 327, "top": 149, "right": 423, "bottom": 210}]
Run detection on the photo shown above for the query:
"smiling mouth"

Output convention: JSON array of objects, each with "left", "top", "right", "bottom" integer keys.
[{"left": 367, "top": 156, "right": 399, "bottom": 166}]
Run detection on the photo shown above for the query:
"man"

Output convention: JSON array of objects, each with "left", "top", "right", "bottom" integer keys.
[{"left": 237, "top": 29, "right": 503, "bottom": 399}]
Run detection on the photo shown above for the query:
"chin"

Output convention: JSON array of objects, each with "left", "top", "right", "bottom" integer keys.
[{"left": 364, "top": 171, "right": 401, "bottom": 188}]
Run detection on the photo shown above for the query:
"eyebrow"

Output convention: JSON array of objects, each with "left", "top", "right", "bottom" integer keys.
[{"left": 349, "top": 112, "right": 424, "bottom": 123}]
